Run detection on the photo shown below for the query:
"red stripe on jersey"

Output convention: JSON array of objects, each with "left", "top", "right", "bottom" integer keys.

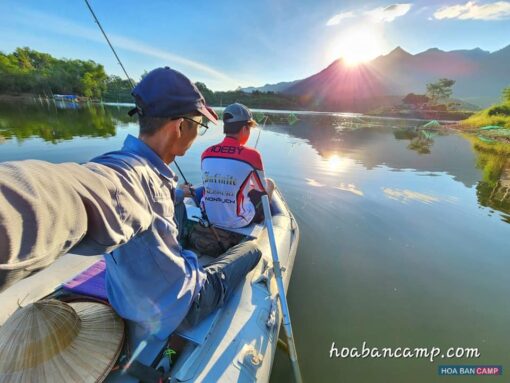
[
  {"left": 202, "top": 137, "right": 263, "bottom": 170},
  {"left": 236, "top": 174, "right": 250, "bottom": 217},
  {"left": 252, "top": 170, "right": 265, "bottom": 191},
  {"left": 235, "top": 171, "right": 265, "bottom": 217}
]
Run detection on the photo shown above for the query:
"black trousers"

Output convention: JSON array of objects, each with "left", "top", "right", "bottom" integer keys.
[{"left": 184, "top": 241, "right": 262, "bottom": 326}]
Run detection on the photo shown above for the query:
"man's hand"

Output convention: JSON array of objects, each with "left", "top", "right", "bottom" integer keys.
[{"left": 177, "top": 183, "right": 194, "bottom": 198}]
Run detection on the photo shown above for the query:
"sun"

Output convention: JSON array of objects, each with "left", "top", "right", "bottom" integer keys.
[{"left": 327, "top": 25, "right": 386, "bottom": 66}]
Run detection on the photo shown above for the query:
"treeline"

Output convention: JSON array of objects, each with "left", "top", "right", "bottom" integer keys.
[
  {"left": 0, "top": 47, "right": 305, "bottom": 108},
  {"left": 0, "top": 47, "right": 111, "bottom": 98},
  {"left": 0, "top": 47, "right": 135, "bottom": 101},
  {"left": 195, "top": 82, "right": 302, "bottom": 110}
]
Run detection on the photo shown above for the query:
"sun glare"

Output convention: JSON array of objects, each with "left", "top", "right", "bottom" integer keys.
[
  {"left": 327, "top": 154, "right": 343, "bottom": 170},
  {"left": 326, "top": 153, "right": 353, "bottom": 173},
  {"left": 327, "top": 25, "right": 386, "bottom": 66}
]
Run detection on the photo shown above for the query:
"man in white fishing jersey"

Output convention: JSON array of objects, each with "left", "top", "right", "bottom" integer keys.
[{"left": 200, "top": 103, "right": 274, "bottom": 229}]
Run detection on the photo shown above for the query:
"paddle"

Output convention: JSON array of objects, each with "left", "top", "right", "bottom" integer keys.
[{"left": 261, "top": 194, "right": 303, "bottom": 383}]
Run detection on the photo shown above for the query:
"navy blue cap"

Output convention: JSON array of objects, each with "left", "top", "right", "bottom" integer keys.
[{"left": 130, "top": 67, "right": 218, "bottom": 124}]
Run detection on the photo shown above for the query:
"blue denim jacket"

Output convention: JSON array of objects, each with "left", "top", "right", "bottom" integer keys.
[
  {"left": 93, "top": 135, "right": 206, "bottom": 339},
  {"left": 0, "top": 134, "right": 206, "bottom": 339}
]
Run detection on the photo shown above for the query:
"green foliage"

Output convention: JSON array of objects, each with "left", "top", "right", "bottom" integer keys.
[
  {"left": 402, "top": 93, "right": 429, "bottom": 105},
  {"left": 502, "top": 87, "right": 510, "bottom": 103},
  {"left": 487, "top": 104, "right": 510, "bottom": 117},
  {"left": 461, "top": 85, "right": 510, "bottom": 129},
  {"left": 462, "top": 111, "right": 510, "bottom": 129},
  {"left": 407, "top": 137, "right": 432, "bottom": 154},
  {"left": 426, "top": 78, "right": 455, "bottom": 103},
  {"left": 0, "top": 102, "right": 136, "bottom": 143},
  {"left": 0, "top": 47, "right": 108, "bottom": 99},
  {"left": 462, "top": 105, "right": 510, "bottom": 129},
  {"left": 464, "top": 135, "right": 510, "bottom": 220},
  {"left": 195, "top": 82, "right": 215, "bottom": 104},
  {"left": 102, "top": 75, "right": 133, "bottom": 102},
  {"left": 192, "top": 81, "right": 301, "bottom": 110}
]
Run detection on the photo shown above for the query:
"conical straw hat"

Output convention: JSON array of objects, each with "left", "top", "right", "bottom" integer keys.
[{"left": 0, "top": 299, "right": 124, "bottom": 383}]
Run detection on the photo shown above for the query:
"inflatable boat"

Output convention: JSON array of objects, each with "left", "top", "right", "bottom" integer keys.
[{"left": 0, "top": 187, "right": 299, "bottom": 383}]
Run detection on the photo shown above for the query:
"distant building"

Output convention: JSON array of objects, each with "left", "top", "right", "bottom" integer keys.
[{"left": 53, "top": 94, "right": 80, "bottom": 102}]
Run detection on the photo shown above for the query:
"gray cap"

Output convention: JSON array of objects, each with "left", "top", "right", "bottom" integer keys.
[{"left": 223, "top": 103, "right": 254, "bottom": 124}]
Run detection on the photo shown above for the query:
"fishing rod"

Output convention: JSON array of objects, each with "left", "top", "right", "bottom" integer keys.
[
  {"left": 252, "top": 113, "right": 303, "bottom": 383},
  {"left": 84, "top": 0, "right": 134, "bottom": 89},
  {"left": 173, "top": 160, "right": 197, "bottom": 200},
  {"left": 83, "top": 0, "right": 190, "bottom": 186},
  {"left": 254, "top": 115, "right": 269, "bottom": 149},
  {"left": 261, "top": 194, "right": 303, "bottom": 383},
  {"left": 172, "top": 160, "right": 189, "bottom": 186},
  {"left": 254, "top": 115, "right": 302, "bottom": 382}
]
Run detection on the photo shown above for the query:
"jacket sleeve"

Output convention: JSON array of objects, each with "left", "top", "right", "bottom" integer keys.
[{"left": 0, "top": 159, "right": 153, "bottom": 291}]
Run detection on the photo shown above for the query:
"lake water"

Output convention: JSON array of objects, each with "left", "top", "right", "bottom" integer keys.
[{"left": 1, "top": 101, "right": 509, "bottom": 382}]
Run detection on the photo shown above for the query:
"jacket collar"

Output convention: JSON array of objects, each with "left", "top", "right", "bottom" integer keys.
[{"left": 122, "top": 134, "right": 177, "bottom": 181}]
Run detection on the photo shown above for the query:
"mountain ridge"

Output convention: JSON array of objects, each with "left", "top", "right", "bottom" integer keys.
[{"left": 241, "top": 45, "right": 510, "bottom": 109}]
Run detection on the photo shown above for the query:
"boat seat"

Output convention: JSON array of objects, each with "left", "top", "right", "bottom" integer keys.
[
  {"left": 62, "top": 258, "right": 107, "bottom": 300},
  {"left": 63, "top": 259, "right": 221, "bottom": 345}
]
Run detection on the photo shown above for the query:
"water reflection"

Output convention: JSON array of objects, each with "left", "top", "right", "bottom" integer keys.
[
  {"left": 262, "top": 112, "right": 510, "bottom": 221},
  {"left": 468, "top": 138, "right": 510, "bottom": 223},
  {"left": 382, "top": 187, "right": 440, "bottom": 204},
  {"left": 1, "top": 102, "right": 510, "bottom": 222},
  {"left": 323, "top": 153, "right": 353, "bottom": 174},
  {"left": 0, "top": 101, "right": 132, "bottom": 143},
  {"left": 305, "top": 178, "right": 326, "bottom": 188},
  {"left": 335, "top": 183, "right": 364, "bottom": 196},
  {"left": 1, "top": 101, "right": 510, "bottom": 382},
  {"left": 263, "top": 115, "right": 479, "bottom": 186},
  {"left": 393, "top": 127, "right": 443, "bottom": 155}
]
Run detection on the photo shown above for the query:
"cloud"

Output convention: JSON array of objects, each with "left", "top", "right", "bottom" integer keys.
[
  {"left": 366, "top": 3, "right": 413, "bottom": 22},
  {"left": 306, "top": 178, "right": 326, "bottom": 187},
  {"left": 11, "top": 7, "right": 230, "bottom": 82},
  {"left": 382, "top": 188, "right": 439, "bottom": 204},
  {"left": 434, "top": 1, "right": 510, "bottom": 20},
  {"left": 335, "top": 183, "right": 364, "bottom": 196},
  {"left": 326, "top": 4, "right": 412, "bottom": 26},
  {"left": 326, "top": 11, "right": 355, "bottom": 26}
]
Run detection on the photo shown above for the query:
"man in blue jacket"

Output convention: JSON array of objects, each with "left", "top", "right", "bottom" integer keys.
[{"left": 0, "top": 67, "right": 261, "bottom": 339}]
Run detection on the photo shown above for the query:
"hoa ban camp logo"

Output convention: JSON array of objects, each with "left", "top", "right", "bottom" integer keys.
[{"left": 438, "top": 365, "right": 502, "bottom": 376}]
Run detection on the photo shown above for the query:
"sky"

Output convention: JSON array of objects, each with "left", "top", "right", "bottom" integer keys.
[{"left": 0, "top": 0, "right": 509, "bottom": 91}]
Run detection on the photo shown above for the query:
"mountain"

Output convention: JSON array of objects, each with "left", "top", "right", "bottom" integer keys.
[
  {"left": 242, "top": 45, "right": 510, "bottom": 111},
  {"left": 283, "top": 59, "right": 394, "bottom": 112},
  {"left": 241, "top": 80, "right": 300, "bottom": 93}
]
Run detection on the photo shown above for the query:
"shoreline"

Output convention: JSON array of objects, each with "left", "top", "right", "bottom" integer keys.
[
  {"left": 366, "top": 110, "right": 473, "bottom": 122},
  {"left": 0, "top": 93, "right": 473, "bottom": 122}
]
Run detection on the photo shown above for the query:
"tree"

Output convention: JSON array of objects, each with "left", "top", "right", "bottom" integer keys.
[
  {"left": 195, "top": 82, "right": 216, "bottom": 105},
  {"left": 426, "top": 78, "right": 455, "bottom": 103},
  {"left": 0, "top": 47, "right": 107, "bottom": 98},
  {"left": 103, "top": 75, "right": 133, "bottom": 102},
  {"left": 402, "top": 93, "right": 429, "bottom": 106},
  {"left": 503, "top": 86, "right": 510, "bottom": 103}
]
